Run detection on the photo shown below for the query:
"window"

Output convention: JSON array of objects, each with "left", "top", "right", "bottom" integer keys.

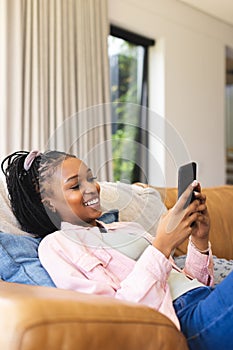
[{"left": 108, "top": 26, "right": 155, "bottom": 183}]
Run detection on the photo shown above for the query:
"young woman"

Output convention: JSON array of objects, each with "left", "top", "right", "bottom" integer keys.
[{"left": 2, "top": 150, "right": 233, "bottom": 350}]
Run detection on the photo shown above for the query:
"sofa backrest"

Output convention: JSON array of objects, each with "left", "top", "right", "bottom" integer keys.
[{"left": 159, "top": 186, "right": 233, "bottom": 260}]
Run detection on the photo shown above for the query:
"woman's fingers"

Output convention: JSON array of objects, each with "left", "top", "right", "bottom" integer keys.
[
  {"left": 153, "top": 181, "right": 208, "bottom": 257},
  {"left": 173, "top": 180, "right": 199, "bottom": 214},
  {"left": 166, "top": 181, "right": 200, "bottom": 233}
]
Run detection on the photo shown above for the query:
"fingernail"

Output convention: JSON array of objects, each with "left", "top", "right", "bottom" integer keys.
[{"left": 192, "top": 180, "right": 198, "bottom": 187}]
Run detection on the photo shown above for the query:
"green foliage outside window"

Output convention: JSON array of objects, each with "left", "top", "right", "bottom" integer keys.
[{"left": 109, "top": 36, "right": 143, "bottom": 182}]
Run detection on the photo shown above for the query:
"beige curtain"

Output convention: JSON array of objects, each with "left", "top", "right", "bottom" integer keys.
[{"left": 0, "top": 0, "right": 112, "bottom": 181}]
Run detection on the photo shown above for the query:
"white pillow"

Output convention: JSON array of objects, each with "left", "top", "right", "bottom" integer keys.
[
  {"left": 99, "top": 181, "right": 167, "bottom": 236},
  {"left": 0, "top": 175, "right": 29, "bottom": 235}
]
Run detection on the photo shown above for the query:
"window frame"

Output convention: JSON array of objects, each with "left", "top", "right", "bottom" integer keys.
[{"left": 109, "top": 25, "right": 155, "bottom": 183}]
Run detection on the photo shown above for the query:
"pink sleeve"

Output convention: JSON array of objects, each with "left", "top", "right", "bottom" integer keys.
[
  {"left": 183, "top": 241, "right": 214, "bottom": 286},
  {"left": 115, "top": 246, "right": 180, "bottom": 328},
  {"left": 116, "top": 245, "right": 172, "bottom": 304}
]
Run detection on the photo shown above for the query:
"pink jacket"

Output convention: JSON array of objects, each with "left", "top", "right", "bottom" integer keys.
[{"left": 38, "top": 221, "right": 214, "bottom": 329}]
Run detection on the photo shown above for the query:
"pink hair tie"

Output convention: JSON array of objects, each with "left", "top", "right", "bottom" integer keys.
[{"left": 24, "top": 150, "right": 41, "bottom": 171}]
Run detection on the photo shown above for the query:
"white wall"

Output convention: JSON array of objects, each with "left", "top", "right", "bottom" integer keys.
[{"left": 108, "top": 0, "right": 233, "bottom": 187}]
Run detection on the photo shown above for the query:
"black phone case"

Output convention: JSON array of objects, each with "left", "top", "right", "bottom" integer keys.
[{"left": 178, "top": 162, "right": 197, "bottom": 209}]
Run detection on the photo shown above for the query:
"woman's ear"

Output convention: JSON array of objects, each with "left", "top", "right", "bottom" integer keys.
[
  {"left": 41, "top": 198, "right": 56, "bottom": 213},
  {"left": 96, "top": 182, "right": 100, "bottom": 193}
]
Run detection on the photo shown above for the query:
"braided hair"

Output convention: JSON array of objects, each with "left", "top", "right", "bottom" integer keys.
[{"left": 1, "top": 150, "right": 75, "bottom": 238}]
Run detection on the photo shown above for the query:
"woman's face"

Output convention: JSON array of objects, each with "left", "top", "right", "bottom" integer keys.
[{"left": 47, "top": 157, "right": 102, "bottom": 226}]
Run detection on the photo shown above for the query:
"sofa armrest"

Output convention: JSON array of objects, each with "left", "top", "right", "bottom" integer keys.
[{"left": 0, "top": 282, "right": 187, "bottom": 350}]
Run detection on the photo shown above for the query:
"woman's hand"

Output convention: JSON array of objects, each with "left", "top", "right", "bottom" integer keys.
[
  {"left": 189, "top": 183, "right": 210, "bottom": 251},
  {"left": 152, "top": 181, "right": 205, "bottom": 258}
]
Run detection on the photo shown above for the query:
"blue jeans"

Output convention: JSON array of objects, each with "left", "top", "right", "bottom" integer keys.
[{"left": 173, "top": 270, "right": 233, "bottom": 350}]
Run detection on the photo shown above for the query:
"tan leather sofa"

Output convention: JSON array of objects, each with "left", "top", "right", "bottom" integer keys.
[{"left": 0, "top": 185, "right": 232, "bottom": 350}]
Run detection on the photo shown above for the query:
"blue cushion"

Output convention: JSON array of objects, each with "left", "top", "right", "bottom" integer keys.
[
  {"left": 0, "top": 232, "right": 55, "bottom": 286},
  {"left": 0, "top": 210, "right": 119, "bottom": 286}
]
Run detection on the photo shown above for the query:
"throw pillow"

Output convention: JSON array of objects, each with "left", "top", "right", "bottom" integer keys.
[
  {"left": 99, "top": 181, "right": 167, "bottom": 236},
  {"left": 0, "top": 176, "right": 27, "bottom": 235},
  {"left": 0, "top": 232, "right": 55, "bottom": 286}
]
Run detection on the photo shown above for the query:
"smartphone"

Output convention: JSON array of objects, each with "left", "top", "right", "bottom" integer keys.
[{"left": 178, "top": 162, "right": 197, "bottom": 209}]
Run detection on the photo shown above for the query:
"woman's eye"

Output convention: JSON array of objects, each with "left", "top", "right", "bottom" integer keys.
[
  {"left": 71, "top": 177, "right": 97, "bottom": 189},
  {"left": 88, "top": 176, "right": 97, "bottom": 183},
  {"left": 71, "top": 183, "right": 80, "bottom": 190}
]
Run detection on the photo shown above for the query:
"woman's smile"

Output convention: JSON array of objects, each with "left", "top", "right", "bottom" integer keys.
[
  {"left": 48, "top": 157, "right": 102, "bottom": 225},
  {"left": 83, "top": 197, "right": 100, "bottom": 208}
]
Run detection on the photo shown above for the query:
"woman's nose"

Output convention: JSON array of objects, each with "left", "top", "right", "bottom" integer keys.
[{"left": 81, "top": 181, "right": 96, "bottom": 194}]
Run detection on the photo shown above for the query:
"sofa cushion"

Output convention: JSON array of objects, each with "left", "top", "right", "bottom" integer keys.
[
  {"left": 99, "top": 181, "right": 167, "bottom": 235},
  {"left": 0, "top": 232, "right": 55, "bottom": 286},
  {"left": 0, "top": 176, "right": 27, "bottom": 235},
  {"left": 174, "top": 255, "right": 233, "bottom": 286}
]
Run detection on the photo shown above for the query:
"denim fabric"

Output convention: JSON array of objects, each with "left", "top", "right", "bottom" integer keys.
[
  {"left": 173, "top": 271, "right": 233, "bottom": 350},
  {"left": 99, "top": 209, "right": 119, "bottom": 224},
  {"left": 0, "top": 232, "right": 55, "bottom": 286}
]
